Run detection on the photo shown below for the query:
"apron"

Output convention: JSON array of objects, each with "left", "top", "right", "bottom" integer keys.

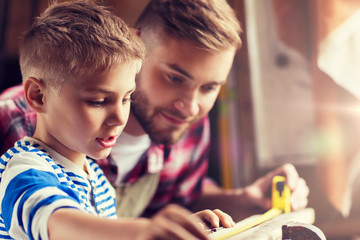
[
  {"left": 115, "top": 172, "right": 160, "bottom": 217},
  {"left": 114, "top": 144, "right": 164, "bottom": 217}
]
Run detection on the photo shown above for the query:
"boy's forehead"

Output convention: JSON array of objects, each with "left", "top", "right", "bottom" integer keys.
[
  {"left": 70, "top": 60, "right": 140, "bottom": 81},
  {"left": 65, "top": 62, "right": 137, "bottom": 88}
]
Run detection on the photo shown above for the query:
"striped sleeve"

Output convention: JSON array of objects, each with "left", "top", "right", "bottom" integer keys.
[{"left": 0, "top": 152, "right": 82, "bottom": 240}]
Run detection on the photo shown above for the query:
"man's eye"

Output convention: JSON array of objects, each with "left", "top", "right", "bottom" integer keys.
[{"left": 202, "top": 85, "right": 216, "bottom": 92}]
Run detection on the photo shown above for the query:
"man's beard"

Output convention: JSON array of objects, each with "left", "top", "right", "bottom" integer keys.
[{"left": 131, "top": 89, "right": 191, "bottom": 145}]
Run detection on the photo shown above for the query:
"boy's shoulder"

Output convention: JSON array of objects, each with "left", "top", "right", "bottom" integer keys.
[
  {"left": 0, "top": 137, "right": 50, "bottom": 172},
  {"left": 2, "top": 137, "right": 47, "bottom": 157}
]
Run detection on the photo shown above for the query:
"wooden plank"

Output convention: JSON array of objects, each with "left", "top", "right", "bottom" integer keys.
[{"left": 209, "top": 208, "right": 317, "bottom": 239}]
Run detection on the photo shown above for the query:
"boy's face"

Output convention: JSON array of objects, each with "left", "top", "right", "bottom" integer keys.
[
  {"left": 39, "top": 62, "right": 138, "bottom": 162},
  {"left": 131, "top": 36, "right": 236, "bottom": 145}
]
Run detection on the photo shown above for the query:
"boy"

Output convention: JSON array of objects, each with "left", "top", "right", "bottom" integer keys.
[{"left": 0, "top": 1, "right": 233, "bottom": 239}]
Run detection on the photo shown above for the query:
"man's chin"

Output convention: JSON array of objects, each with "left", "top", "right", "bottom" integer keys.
[{"left": 149, "top": 131, "right": 185, "bottom": 146}]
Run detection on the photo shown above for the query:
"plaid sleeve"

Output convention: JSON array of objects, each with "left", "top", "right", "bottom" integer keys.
[{"left": 0, "top": 85, "right": 36, "bottom": 155}]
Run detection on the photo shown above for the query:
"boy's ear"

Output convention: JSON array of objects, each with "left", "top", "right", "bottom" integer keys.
[
  {"left": 23, "top": 77, "right": 46, "bottom": 113},
  {"left": 130, "top": 27, "right": 141, "bottom": 37}
]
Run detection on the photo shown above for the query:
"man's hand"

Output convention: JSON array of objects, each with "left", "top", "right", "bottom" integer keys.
[
  {"left": 244, "top": 163, "right": 309, "bottom": 211},
  {"left": 191, "top": 163, "right": 309, "bottom": 221}
]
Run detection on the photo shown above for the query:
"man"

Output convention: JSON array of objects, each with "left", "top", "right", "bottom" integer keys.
[
  {"left": 100, "top": 0, "right": 309, "bottom": 221},
  {"left": 0, "top": 0, "right": 309, "bottom": 222}
]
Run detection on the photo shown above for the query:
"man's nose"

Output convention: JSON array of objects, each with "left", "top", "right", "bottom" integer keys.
[{"left": 173, "top": 95, "right": 200, "bottom": 117}]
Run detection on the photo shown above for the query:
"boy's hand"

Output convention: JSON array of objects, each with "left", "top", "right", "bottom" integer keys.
[
  {"left": 192, "top": 209, "right": 235, "bottom": 229},
  {"left": 138, "top": 204, "right": 209, "bottom": 240}
]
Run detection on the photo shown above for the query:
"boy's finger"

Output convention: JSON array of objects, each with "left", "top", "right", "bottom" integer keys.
[
  {"left": 162, "top": 205, "right": 209, "bottom": 239},
  {"left": 212, "top": 209, "right": 235, "bottom": 227}
]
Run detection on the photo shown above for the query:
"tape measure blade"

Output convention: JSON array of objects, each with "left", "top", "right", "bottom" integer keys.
[{"left": 210, "top": 208, "right": 282, "bottom": 240}]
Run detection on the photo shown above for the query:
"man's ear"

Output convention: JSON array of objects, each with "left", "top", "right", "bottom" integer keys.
[{"left": 24, "top": 77, "right": 46, "bottom": 113}]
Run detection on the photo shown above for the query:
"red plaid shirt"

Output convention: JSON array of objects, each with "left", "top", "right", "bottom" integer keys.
[{"left": 0, "top": 84, "right": 211, "bottom": 217}]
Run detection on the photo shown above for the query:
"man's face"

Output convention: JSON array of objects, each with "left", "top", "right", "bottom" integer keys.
[
  {"left": 131, "top": 36, "right": 236, "bottom": 145},
  {"left": 39, "top": 62, "right": 138, "bottom": 162}
]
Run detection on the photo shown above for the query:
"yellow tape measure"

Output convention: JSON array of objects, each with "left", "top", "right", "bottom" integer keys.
[
  {"left": 211, "top": 176, "right": 291, "bottom": 240},
  {"left": 272, "top": 175, "right": 291, "bottom": 213}
]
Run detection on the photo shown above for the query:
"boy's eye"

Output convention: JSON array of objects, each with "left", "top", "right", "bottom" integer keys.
[
  {"left": 167, "top": 74, "right": 184, "bottom": 83},
  {"left": 122, "top": 97, "right": 133, "bottom": 104},
  {"left": 88, "top": 99, "right": 106, "bottom": 107}
]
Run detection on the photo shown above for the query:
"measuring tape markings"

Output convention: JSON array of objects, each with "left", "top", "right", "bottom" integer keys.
[{"left": 210, "top": 176, "right": 291, "bottom": 240}]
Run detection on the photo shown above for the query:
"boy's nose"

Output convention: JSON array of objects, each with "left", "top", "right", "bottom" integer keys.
[{"left": 106, "top": 106, "right": 127, "bottom": 126}]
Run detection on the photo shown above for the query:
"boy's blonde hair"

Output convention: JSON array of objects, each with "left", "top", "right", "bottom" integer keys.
[
  {"left": 135, "top": 0, "right": 242, "bottom": 51},
  {"left": 19, "top": 0, "right": 146, "bottom": 90}
]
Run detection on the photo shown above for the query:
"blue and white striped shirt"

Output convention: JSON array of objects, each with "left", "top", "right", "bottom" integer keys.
[{"left": 0, "top": 137, "right": 117, "bottom": 240}]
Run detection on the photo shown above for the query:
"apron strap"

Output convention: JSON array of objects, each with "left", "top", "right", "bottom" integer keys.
[{"left": 115, "top": 172, "right": 160, "bottom": 217}]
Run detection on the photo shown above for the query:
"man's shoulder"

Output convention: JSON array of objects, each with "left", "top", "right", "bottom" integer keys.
[
  {"left": 0, "top": 84, "right": 35, "bottom": 126},
  {"left": 0, "top": 85, "right": 32, "bottom": 113},
  {"left": 171, "top": 115, "right": 210, "bottom": 153},
  {"left": 187, "top": 115, "right": 209, "bottom": 134},
  {"left": 181, "top": 115, "right": 210, "bottom": 143},
  {"left": 0, "top": 85, "right": 36, "bottom": 155},
  {"left": 0, "top": 84, "right": 24, "bottom": 100}
]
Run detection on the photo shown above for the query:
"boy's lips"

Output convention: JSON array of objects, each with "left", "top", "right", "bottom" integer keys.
[{"left": 96, "top": 136, "right": 117, "bottom": 148}]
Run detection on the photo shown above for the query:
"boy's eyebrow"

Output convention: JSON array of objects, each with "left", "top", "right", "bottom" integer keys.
[
  {"left": 166, "top": 63, "right": 193, "bottom": 80},
  {"left": 166, "top": 63, "right": 226, "bottom": 85},
  {"left": 83, "top": 88, "right": 112, "bottom": 94},
  {"left": 83, "top": 86, "right": 136, "bottom": 94}
]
